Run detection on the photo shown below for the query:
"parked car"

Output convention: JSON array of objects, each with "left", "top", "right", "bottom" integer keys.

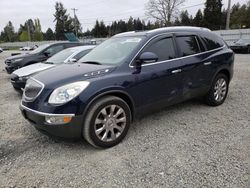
[
  {"left": 20, "top": 46, "right": 32, "bottom": 51},
  {"left": 230, "top": 38, "right": 250, "bottom": 53},
  {"left": 20, "top": 27, "right": 234, "bottom": 148},
  {"left": 11, "top": 45, "right": 95, "bottom": 90},
  {"left": 5, "top": 42, "right": 84, "bottom": 74},
  {"left": 0, "top": 48, "right": 3, "bottom": 53}
]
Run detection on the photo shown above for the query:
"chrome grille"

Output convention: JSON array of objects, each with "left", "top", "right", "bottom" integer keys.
[{"left": 23, "top": 78, "right": 44, "bottom": 101}]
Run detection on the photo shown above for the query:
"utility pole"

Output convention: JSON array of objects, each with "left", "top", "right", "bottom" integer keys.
[
  {"left": 226, "top": 0, "right": 231, "bottom": 30},
  {"left": 71, "top": 8, "right": 78, "bottom": 37}
]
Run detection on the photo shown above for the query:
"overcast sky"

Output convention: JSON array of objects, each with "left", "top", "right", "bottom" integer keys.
[{"left": 0, "top": 0, "right": 245, "bottom": 32}]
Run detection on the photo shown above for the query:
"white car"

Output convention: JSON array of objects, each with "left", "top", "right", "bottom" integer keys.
[
  {"left": 11, "top": 45, "right": 95, "bottom": 90},
  {"left": 20, "top": 46, "right": 32, "bottom": 51}
]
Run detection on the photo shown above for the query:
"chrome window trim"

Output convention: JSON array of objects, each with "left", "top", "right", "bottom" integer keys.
[
  {"left": 23, "top": 77, "right": 45, "bottom": 102},
  {"left": 129, "top": 32, "right": 225, "bottom": 68},
  {"left": 20, "top": 103, "right": 75, "bottom": 117}
]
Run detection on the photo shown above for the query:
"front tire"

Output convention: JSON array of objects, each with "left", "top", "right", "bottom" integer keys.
[
  {"left": 83, "top": 96, "right": 131, "bottom": 148},
  {"left": 205, "top": 73, "right": 229, "bottom": 106}
]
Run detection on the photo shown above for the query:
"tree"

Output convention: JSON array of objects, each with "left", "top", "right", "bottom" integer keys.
[
  {"left": 19, "top": 31, "right": 29, "bottom": 41},
  {"left": 230, "top": 3, "right": 249, "bottom": 28},
  {"left": 2, "top": 21, "right": 17, "bottom": 42},
  {"left": 25, "top": 19, "right": 35, "bottom": 40},
  {"left": 146, "top": 0, "right": 185, "bottom": 26},
  {"left": 180, "top": 10, "right": 192, "bottom": 26},
  {"left": 127, "top": 17, "right": 134, "bottom": 31},
  {"left": 203, "top": 0, "right": 223, "bottom": 30},
  {"left": 54, "top": 2, "right": 74, "bottom": 40},
  {"left": 193, "top": 9, "right": 203, "bottom": 27},
  {"left": 44, "top": 28, "right": 55, "bottom": 40},
  {"left": 33, "top": 19, "right": 43, "bottom": 41}
]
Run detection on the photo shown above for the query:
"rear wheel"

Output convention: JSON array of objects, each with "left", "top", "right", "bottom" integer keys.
[
  {"left": 83, "top": 96, "right": 131, "bottom": 148},
  {"left": 247, "top": 46, "right": 250, "bottom": 54},
  {"left": 205, "top": 73, "right": 229, "bottom": 106}
]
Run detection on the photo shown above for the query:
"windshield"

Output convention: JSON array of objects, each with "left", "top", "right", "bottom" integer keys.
[
  {"left": 45, "top": 48, "right": 77, "bottom": 64},
  {"left": 29, "top": 44, "right": 51, "bottom": 54},
  {"left": 79, "top": 36, "right": 144, "bottom": 65},
  {"left": 236, "top": 39, "right": 250, "bottom": 44}
]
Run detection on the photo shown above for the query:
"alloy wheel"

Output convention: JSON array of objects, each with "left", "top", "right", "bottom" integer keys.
[
  {"left": 94, "top": 105, "right": 126, "bottom": 142},
  {"left": 214, "top": 78, "right": 227, "bottom": 102}
]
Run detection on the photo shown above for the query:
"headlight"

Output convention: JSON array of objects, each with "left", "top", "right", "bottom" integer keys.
[
  {"left": 48, "top": 81, "right": 90, "bottom": 105},
  {"left": 19, "top": 75, "right": 30, "bottom": 81},
  {"left": 13, "top": 58, "right": 23, "bottom": 62}
]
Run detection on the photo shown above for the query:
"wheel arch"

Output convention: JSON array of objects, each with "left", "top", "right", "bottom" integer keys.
[
  {"left": 218, "top": 69, "right": 230, "bottom": 81},
  {"left": 83, "top": 90, "right": 135, "bottom": 122}
]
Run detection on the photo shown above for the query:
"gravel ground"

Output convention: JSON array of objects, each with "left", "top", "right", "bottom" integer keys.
[{"left": 0, "top": 51, "right": 249, "bottom": 188}]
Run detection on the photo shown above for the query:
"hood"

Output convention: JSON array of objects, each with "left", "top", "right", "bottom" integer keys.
[
  {"left": 33, "top": 63, "right": 115, "bottom": 87},
  {"left": 13, "top": 63, "right": 55, "bottom": 77},
  {"left": 6, "top": 53, "right": 33, "bottom": 60}
]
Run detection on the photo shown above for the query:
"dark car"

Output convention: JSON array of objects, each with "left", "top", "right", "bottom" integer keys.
[
  {"left": 20, "top": 27, "right": 234, "bottom": 148},
  {"left": 5, "top": 42, "right": 83, "bottom": 74},
  {"left": 10, "top": 45, "right": 95, "bottom": 91},
  {"left": 230, "top": 38, "right": 250, "bottom": 54}
]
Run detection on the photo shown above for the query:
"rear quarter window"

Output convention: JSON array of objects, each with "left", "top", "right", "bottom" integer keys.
[{"left": 200, "top": 33, "right": 225, "bottom": 50}]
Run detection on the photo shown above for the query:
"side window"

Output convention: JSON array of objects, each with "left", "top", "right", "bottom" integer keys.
[
  {"left": 196, "top": 37, "right": 206, "bottom": 52},
  {"left": 73, "top": 49, "right": 92, "bottom": 61},
  {"left": 142, "top": 37, "right": 176, "bottom": 62},
  {"left": 200, "top": 33, "right": 224, "bottom": 50},
  {"left": 45, "top": 45, "right": 64, "bottom": 56},
  {"left": 176, "top": 36, "right": 200, "bottom": 57}
]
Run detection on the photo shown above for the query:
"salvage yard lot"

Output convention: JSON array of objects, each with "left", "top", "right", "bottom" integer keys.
[{"left": 0, "top": 51, "right": 249, "bottom": 187}]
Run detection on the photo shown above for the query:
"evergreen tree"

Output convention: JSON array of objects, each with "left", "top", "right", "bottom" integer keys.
[
  {"left": 54, "top": 2, "right": 74, "bottom": 40},
  {"left": 180, "top": 10, "right": 192, "bottom": 26},
  {"left": 203, "top": 0, "right": 223, "bottom": 30},
  {"left": 193, "top": 9, "right": 203, "bottom": 27},
  {"left": 127, "top": 17, "right": 134, "bottom": 31},
  {"left": 44, "top": 28, "right": 55, "bottom": 40}
]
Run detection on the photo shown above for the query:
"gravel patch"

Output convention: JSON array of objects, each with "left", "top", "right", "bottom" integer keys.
[{"left": 0, "top": 51, "right": 249, "bottom": 187}]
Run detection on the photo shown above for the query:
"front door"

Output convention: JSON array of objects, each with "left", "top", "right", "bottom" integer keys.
[{"left": 130, "top": 34, "right": 184, "bottom": 111}]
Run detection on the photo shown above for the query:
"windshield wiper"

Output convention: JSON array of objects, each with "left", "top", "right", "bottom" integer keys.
[{"left": 81, "top": 61, "right": 102, "bottom": 65}]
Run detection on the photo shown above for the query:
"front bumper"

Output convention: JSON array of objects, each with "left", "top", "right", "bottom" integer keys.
[
  {"left": 10, "top": 74, "right": 26, "bottom": 90},
  {"left": 5, "top": 65, "right": 17, "bottom": 74},
  {"left": 20, "top": 103, "right": 83, "bottom": 139}
]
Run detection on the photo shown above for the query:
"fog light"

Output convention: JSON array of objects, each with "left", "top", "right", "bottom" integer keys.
[{"left": 45, "top": 116, "right": 72, "bottom": 125}]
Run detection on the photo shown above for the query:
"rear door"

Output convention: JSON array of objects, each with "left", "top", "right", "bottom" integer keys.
[{"left": 174, "top": 33, "right": 209, "bottom": 99}]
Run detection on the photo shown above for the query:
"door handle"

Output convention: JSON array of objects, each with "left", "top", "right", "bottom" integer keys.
[
  {"left": 172, "top": 69, "right": 182, "bottom": 74},
  {"left": 204, "top": 62, "right": 212, "bottom": 65}
]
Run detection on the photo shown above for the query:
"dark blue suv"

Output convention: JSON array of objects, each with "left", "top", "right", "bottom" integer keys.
[{"left": 20, "top": 27, "right": 234, "bottom": 148}]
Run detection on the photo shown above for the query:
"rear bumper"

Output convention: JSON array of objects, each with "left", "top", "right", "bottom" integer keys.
[{"left": 20, "top": 103, "right": 83, "bottom": 139}]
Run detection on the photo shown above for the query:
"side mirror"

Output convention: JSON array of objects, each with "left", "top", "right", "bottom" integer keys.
[
  {"left": 43, "top": 51, "right": 50, "bottom": 57},
  {"left": 69, "top": 58, "right": 77, "bottom": 63},
  {"left": 136, "top": 52, "right": 158, "bottom": 66}
]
